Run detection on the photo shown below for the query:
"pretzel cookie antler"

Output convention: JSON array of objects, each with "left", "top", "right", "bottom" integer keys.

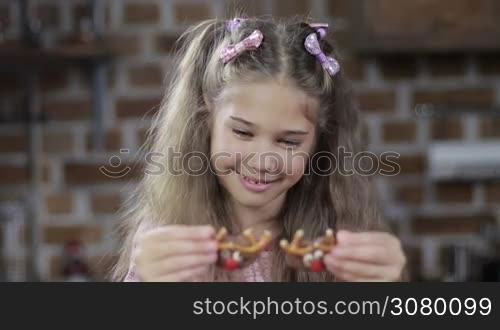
[
  {"left": 215, "top": 227, "right": 272, "bottom": 270},
  {"left": 280, "top": 229, "right": 336, "bottom": 272}
]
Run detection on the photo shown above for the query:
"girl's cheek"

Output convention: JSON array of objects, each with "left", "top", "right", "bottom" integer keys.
[
  {"left": 287, "top": 154, "right": 309, "bottom": 180},
  {"left": 210, "top": 140, "right": 246, "bottom": 174},
  {"left": 211, "top": 131, "right": 237, "bottom": 157}
]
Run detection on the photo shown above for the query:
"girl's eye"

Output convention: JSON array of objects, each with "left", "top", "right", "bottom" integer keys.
[
  {"left": 233, "top": 128, "right": 253, "bottom": 138},
  {"left": 279, "top": 139, "right": 300, "bottom": 147}
]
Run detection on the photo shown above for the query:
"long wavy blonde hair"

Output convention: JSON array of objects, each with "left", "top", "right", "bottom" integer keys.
[{"left": 111, "top": 16, "right": 387, "bottom": 282}]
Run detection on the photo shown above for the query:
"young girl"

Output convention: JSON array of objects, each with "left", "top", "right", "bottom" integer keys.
[{"left": 112, "top": 16, "right": 406, "bottom": 282}]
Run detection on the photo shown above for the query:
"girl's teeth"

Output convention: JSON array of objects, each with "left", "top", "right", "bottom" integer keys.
[{"left": 245, "top": 176, "right": 264, "bottom": 185}]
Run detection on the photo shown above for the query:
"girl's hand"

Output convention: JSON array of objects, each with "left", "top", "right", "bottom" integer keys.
[
  {"left": 135, "top": 225, "right": 218, "bottom": 282},
  {"left": 324, "top": 230, "right": 406, "bottom": 282}
]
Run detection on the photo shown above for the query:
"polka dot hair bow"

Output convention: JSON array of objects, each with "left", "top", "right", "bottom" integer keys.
[
  {"left": 220, "top": 29, "right": 264, "bottom": 64},
  {"left": 304, "top": 23, "right": 340, "bottom": 77}
]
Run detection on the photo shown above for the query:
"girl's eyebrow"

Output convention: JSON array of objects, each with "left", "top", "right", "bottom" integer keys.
[
  {"left": 229, "top": 116, "right": 309, "bottom": 135},
  {"left": 229, "top": 116, "right": 255, "bottom": 127},
  {"left": 283, "top": 129, "right": 309, "bottom": 135}
]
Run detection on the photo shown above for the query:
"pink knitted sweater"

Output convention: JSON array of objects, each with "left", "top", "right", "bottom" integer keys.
[{"left": 124, "top": 250, "right": 273, "bottom": 282}]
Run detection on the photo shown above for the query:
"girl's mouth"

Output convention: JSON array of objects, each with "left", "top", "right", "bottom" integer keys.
[{"left": 236, "top": 171, "right": 279, "bottom": 193}]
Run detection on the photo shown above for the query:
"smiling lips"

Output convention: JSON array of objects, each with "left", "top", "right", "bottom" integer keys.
[{"left": 237, "top": 172, "right": 279, "bottom": 193}]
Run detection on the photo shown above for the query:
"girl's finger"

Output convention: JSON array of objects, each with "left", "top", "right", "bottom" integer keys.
[
  {"left": 325, "top": 261, "right": 368, "bottom": 282},
  {"left": 150, "top": 253, "right": 218, "bottom": 277},
  {"left": 156, "top": 265, "right": 210, "bottom": 282},
  {"left": 332, "top": 268, "right": 385, "bottom": 282},
  {"left": 139, "top": 225, "right": 215, "bottom": 244},
  {"left": 324, "top": 255, "right": 386, "bottom": 280},
  {"left": 329, "top": 245, "right": 392, "bottom": 265},
  {"left": 336, "top": 230, "right": 396, "bottom": 246},
  {"left": 146, "top": 240, "right": 218, "bottom": 262}
]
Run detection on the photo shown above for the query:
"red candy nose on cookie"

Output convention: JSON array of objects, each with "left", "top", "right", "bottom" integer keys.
[
  {"left": 310, "top": 259, "right": 325, "bottom": 272},
  {"left": 224, "top": 259, "right": 240, "bottom": 270}
]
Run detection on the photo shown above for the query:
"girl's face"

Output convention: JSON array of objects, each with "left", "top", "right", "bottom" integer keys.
[{"left": 210, "top": 78, "right": 318, "bottom": 209}]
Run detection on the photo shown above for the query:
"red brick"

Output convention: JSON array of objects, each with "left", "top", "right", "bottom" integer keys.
[
  {"left": 380, "top": 154, "right": 426, "bottom": 175},
  {"left": 128, "top": 64, "right": 164, "bottom": 87},
  {"left": 0, "top": 133, "right": 26, "bottom": 153},
  {"left": 413, "top": 88, "right": 495, "bottom": 109},
  {"left": 41, "top": 100, "right": 91, "bottom": 121},
  {"left": 427, "top": 54, "right": 466, "bottom": 77},
  {"left": 91, "top": 194, "right": 122, "bottom": 214},
  {"left": 480, "top": 118, "right": 500, "bottom": 138},
  {"left": 486, "top": 182, "right": 500, "bottom": 203},
  {"left": 46, "top": 194, "right": 73, "bottom": 214},
  {"left": 378, "top": 55, "right": 418, "bottom": 80},
  {"left": 174, "top": 3, "right": 213, "bottom": 23},
  {"left": 156, "top": 34, "right": 180, "bottom": 54},
  {"left": 355, "top": 90, "right": 395, "bottom": 112},
  {"left": 44, "top": 225, "right": 101, "bottom": 244},
  {"left": 85, "top": 128, "right": 122, "bottom": 152},
  {"left": 124, "top": 3, "right": 160, "bottom": 24},
  {"left": 431, "top": 118, "right": 463, "bottom": 140},
  {"left": 412, "top": 213, "right": 495, "bottom": 235},
  {"left": 272, "top": 0, "right": 312, "bottom": 17},
  {"left": 0, "top": 165, "right": 28, "bottom": 185},
  {"left": 64, "top": 161, "right": 140, "bottom": 185},
  {"left": 107, "top": 35, "right": 142, "bottom": 55},
  {"left": 382, "top": 121, "right": 416, "bottom": 143},
  {"left": 395, "top": 184, "right": 424, "bottom": 204},
  {"left": 43, "top": 132, "right": 74, "bottom": 153},
  {"left": 116, "top": 97, "right": 161, "bottom": 118},
  {"left": 436, "top": 182, "right": 473, "bottom": 203}
]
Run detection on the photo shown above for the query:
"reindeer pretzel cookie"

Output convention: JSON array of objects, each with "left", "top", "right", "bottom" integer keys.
[
  {"left": 215, "top": 227, "right": 273, "bottom": 271},
  {"left": 280, "top": 229, "right": 336, "bottom": 272}
]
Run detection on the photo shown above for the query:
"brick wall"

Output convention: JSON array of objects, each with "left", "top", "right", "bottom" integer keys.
[{"left": 0, "top": 0, "right": 499, "bottom": 281}]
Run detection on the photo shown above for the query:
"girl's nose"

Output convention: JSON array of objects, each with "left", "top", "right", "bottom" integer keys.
[{"left": 245, "top": 151, "right": 281, "bottom": 176}]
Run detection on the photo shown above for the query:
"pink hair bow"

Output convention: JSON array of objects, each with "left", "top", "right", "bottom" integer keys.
[
  {"left": 220, "top": 30, "right": 264, "bottom": 64},
  {"left": 304, "top": 23, "right": 340, "bottom": 77}
]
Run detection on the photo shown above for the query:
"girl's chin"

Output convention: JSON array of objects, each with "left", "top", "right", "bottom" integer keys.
[
  {"left": 229, "top": 191, "right": 274, "bottom": 208},
  {"left": 228, "top": 185, "right": 289, "bottom": 209}
]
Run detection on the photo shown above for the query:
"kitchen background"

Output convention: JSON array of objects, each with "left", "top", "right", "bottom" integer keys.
[{"left": 0, "top": 0, "right": 499, "bottom": 281}]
